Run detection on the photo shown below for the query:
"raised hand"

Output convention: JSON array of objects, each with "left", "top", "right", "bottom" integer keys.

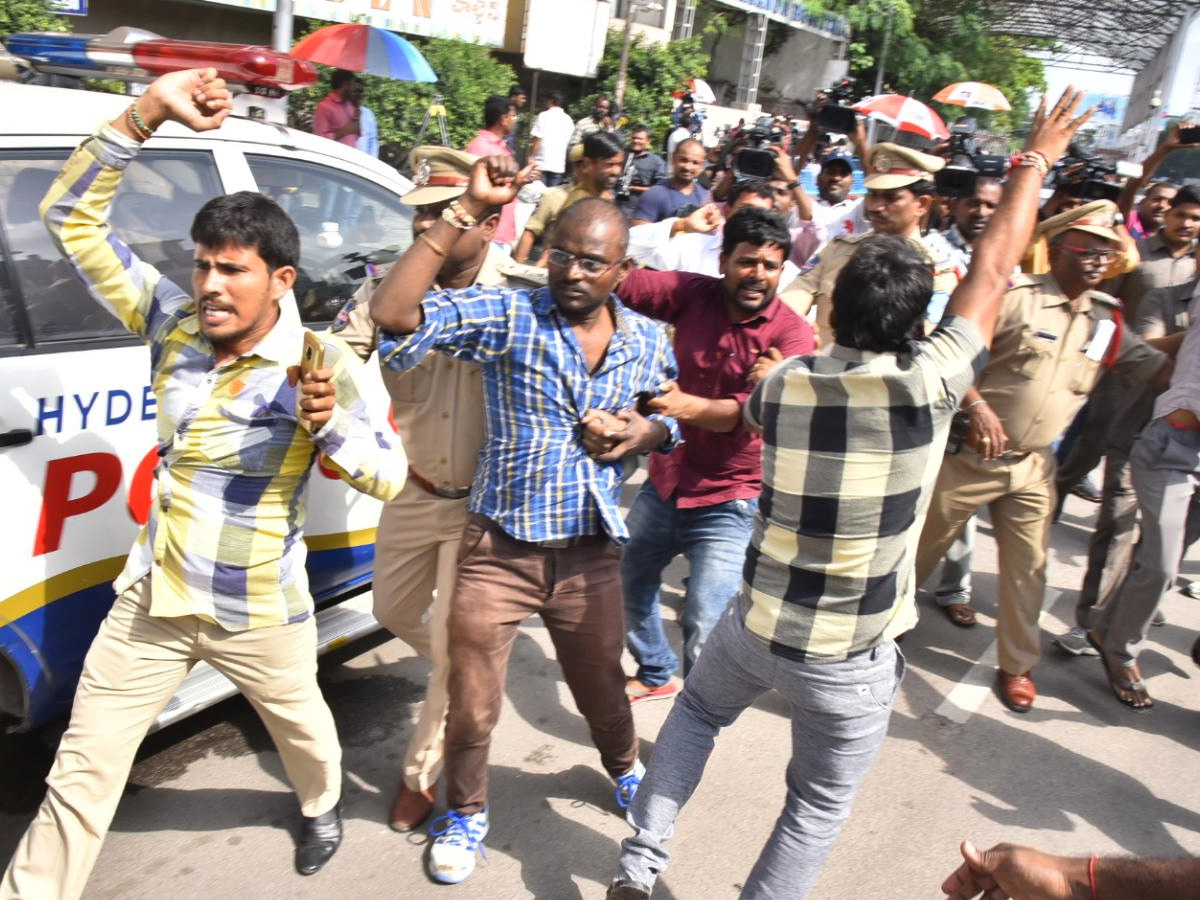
[
  {"left": 137, "top": 68, "right": 233, "bottom": 133},
  {"left": 681, "top": 203, "right": 723, "bottom": 235},
  {"left": 1025, "top": 87, "right": 1094, "bottom": 167},
  {"left": 461, "top": 156, "right": 537, "bottom": 216}
]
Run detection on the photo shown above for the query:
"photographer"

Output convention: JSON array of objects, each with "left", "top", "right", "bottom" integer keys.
[
  {"left": 617, "top": 125, "right": 666, "bottom": 217},
  {"left": 1116, "top": 121, "right": 1200, "bottom": 237},
  {"left": 632, "top": 138, "right": 712, "bottom": 226}
]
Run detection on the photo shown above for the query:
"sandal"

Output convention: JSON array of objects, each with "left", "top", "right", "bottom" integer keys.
[
  {"left": 942, "top": 602, "right": 978, "bottom": 628},
  {"left": 1087, "top": 631, "right": 1154, "bottom": 712}
]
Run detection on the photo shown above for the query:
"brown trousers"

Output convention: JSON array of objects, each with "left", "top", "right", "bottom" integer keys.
[{"left": 444, "top": 514, "right": 638, "bottom": 813}]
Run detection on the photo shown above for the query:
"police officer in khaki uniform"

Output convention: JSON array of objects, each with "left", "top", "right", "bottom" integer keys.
[
  {"left": 780, "top": 142, "right": 966, "bottom": 344},
  {"left": 914, "top": 200, "right": 1174, "bottom": 713},
  {"left": 333, "top": 146, "right": 544, "bottom": 830}
]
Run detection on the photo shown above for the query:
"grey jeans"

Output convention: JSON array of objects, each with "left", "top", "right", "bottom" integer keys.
[
  {"left": 1099, "top": 418, "right": 1200, "bottom": 666},
  {"left": 615, "top": 604, "right": 904, "bottom": 899},
  {"left": 935, "top": 517, "right": 975, "bottom": 606}
]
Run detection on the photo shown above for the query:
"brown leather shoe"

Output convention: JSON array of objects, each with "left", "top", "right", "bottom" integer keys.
[
  {"left": 996, "top": 671, "right": 1036, "bottom": 714},
  {"left": 389, "top": 782, "right": 437, "bottom": 832}
]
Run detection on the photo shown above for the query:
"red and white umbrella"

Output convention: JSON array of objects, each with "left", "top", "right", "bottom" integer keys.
[
  {"left": 852, "top": 93, "right": 949, "bottom": 141},
  {"left": 673, "top": 77, "right": 716, "bottom": 104},
  {"left": 933, "top": 81, "right": 1011, "bottom": 112}
]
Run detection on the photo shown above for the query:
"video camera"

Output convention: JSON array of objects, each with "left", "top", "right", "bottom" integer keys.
[
  {"left": 816, "top": 77, "right": 858, "bottom": 135},
  {"left": 1053, "top": 144, "right": 1121, "bottom": 202},
  {"left": 731, "top": 116, "right": 786, "bottom": 181},
  {"left": 934, "top": 118, "right": 1008, "bottom": 199}
]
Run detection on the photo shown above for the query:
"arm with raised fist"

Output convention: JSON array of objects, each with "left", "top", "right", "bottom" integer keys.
[
  {"left": 41, "top": 69, "right": 233, "bottom": 340},
  {"left": 370, "top": 155, "right": 536, "bottom": 333}
]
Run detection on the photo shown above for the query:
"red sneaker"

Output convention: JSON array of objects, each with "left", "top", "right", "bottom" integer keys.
[{"left": 625, "top": 678, "right": 679, "bottom": 704}]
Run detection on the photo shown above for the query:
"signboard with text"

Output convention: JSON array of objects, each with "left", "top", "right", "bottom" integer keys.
[
  {"left": 201, "top": 0, "right": 508, "bottom": 47},
  {"left": 524, "top": 0, "right": 609, "bottom": 78},
  {"left": 50, "top": 0, "right": 89, "bottom": 14}
]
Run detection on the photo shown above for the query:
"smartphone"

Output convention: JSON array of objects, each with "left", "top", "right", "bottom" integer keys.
[
  {"left": 1178, "top": 125, "right": 1200, "bottom": 144},
  {"left": 300, "top": 331, "right": 325, "bottom": 380}
]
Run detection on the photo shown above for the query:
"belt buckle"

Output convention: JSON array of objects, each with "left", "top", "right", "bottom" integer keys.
[{"left": 538, "top": 538, "right": 572, "bottom": 549}]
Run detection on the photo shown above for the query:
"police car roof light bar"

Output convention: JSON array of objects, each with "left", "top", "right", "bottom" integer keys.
[{"left": 3, "top": 29, "right": 318, "bottom": 93}]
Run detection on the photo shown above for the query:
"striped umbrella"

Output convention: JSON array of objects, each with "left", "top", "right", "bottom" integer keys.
[
  {"left": 291, "top": 23, "right": 437, "bottom": 82},
  {"left": 852, "top": 93, "right": 949, "bottom": 141},
  {"left": 933, "top": 81, "right": 1011, "bottom": 112}
]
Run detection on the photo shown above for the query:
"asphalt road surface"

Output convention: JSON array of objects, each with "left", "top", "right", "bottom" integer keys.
[{"left": 3, "top": 473, "right": 1200, "bottom": 900}]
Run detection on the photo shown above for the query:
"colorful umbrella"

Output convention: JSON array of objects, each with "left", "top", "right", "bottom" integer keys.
[
  {"left": 291, "top": 23, "right": 436, "bottom": 82},
  {"left": 852, "top": 93, "right": 949, "bottom": 141},
  {"left": 672, "top": 78, "right": 716, "bottom": 104},
  {"left": 933, "top": 81, "right": 1011, "bottom": 112}
]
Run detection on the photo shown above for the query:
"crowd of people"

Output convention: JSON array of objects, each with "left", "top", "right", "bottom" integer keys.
[{"left": 4, "top": 64, "right": 1200, "bottom": 900}]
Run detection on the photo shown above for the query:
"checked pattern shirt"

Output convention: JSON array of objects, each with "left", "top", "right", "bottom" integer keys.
[
  {"left": 379, "top": 285, "right": 679, "bottom": 543},
  {"left": 741, "top": 317, "right": 986, "bottom": 662},
  {"left": 42, "top": 125, "right": 406, "bottom": 630}
]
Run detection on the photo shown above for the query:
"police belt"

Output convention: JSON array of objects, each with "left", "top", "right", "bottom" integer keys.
[{"left": 408, "top": 466, "right": 472, "bottom": 500}]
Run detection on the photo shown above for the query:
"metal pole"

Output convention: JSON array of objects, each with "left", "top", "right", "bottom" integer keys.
[
  {"left": 867, "top": 6, "right": 892, "bottom": 144},
  {"left": 614, "top": 11, "right": 635, "bottom": 112},
  {"left": 272, "top": 0, "right": 294, "bottom": 53}
]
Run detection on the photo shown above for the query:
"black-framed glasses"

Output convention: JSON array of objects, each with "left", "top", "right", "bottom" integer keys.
[
  {"left": 1059, "top": 244, "right": 1114, "bottom": 264},
  {"left": 546, "top": 248, "right": 621, "bottom": 277}
]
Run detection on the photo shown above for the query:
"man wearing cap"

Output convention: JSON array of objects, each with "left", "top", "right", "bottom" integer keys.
[
  {"left": 913, "top": 199, "right": 1174, "bottom": 713},
  {"left": 780, "top": 142, "right": 965, "bottom": 346},
  {"left": 331, "top": 146, "right": 546, "bottom": 833},
  {"left": 514, "top": 130, "right": 625, "bottom": 264},
  {"left": 809, "top": 151, "right": 869, "bottom": 245},
  {"left": 1050, "top": 185, "right": 1200, "bottom": 542}
]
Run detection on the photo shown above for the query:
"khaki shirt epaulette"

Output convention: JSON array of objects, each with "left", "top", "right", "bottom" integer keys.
[
  {"left": 329, "top": 247, "right": 526, "bottom": 489},
  {"left": 1086, "top": 289, "right": 1121, "bottom": 310},
  {"left": 776, "top": 235, "right": 863, "bottom": 340},
  {"left": 978, "top": 273, "right": 1168, "bottom": 452}
]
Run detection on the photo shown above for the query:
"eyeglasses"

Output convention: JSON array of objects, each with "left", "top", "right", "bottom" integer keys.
[
  {"left": 546, "top": 248, "right": 621, "bottom": 277},
  {"left": 1059, "top": 244, "right": 1114, "bottom": 264}
]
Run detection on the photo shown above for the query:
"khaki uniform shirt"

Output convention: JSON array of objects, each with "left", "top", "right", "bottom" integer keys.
[
  {"left": 779, "top": 231, "right": 961, "bottom": 345},
  {"left": 522, "top": 182, "right": 604, "bottom": 240},
  {"left": 333, "top": 246, "right": 546, "bottom": 490},
  {"left": 977, "top": 273, "right": 1167, "bottom": 452}
]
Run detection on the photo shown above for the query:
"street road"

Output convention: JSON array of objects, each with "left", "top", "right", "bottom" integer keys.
[{"left": 3, "top": 471, "right": 1199, "bottom": 899}]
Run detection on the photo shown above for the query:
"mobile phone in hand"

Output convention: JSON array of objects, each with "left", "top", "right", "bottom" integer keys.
[
  {"left": 300, "top": 332, "right": 325, "bottom": 381},
  {"left": 1178, "top": 125, "right": 1200, "bottom": 144}
]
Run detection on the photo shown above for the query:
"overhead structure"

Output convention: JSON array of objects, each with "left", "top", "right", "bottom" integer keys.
[{"left": 983, "top": 0, "right": 1195, "bottom": 74}]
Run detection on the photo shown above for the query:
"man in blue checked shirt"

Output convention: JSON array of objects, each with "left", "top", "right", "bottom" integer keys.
[{"left": 371, "top": 157, "right": 680, "bottom": 886}]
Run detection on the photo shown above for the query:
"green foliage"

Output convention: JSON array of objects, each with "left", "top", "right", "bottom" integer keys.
[
  {"left": 288, "top": 22, "right": 516, "bottom": 163},
  {"left": 0, "top": 0, "right": 69, "bottom": 35},
  {"left": 582, "top": 28, "right": 711, "bottom": 144},
  {"left": 805, "top": 0, "right": 1047, "bottom": 137}
]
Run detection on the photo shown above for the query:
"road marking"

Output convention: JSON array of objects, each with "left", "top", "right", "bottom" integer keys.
[{"left": 933, "top": 589, "right": 1062, "bottom": 724}]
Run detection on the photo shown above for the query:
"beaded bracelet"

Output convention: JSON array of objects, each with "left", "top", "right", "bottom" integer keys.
[
  {"left": 125, "top": 105, "right": 153, "bottom": 141},
  {"left": 442, "top": 199, "right": 478, "bottom": 230},
  {"left": 1009, "top": 151, "right": 1050, "bottom": 177}
]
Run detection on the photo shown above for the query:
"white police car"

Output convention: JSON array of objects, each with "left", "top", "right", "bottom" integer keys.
[{"left": 0, "top": 35, "right": 414, "bottom": 732}]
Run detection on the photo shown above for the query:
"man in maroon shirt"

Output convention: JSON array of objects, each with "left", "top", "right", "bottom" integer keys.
[
  {"left": 313, "top": 69, "right": 361, "bottom": 148},
  {"left": 615, "top": 207, "right": 814, "bottom": 701}
]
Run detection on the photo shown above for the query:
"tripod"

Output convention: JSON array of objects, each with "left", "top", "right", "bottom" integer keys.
[{"left": 415, "top": 94, "right": 450, "bottom": 147}]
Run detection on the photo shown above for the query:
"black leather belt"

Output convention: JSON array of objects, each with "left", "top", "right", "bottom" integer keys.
[
  {"left": 408, "top": 466, "right": 472, "bottom": 500},
  {"left": 520, "top": 534, "right": 608, "bottom": 550}
]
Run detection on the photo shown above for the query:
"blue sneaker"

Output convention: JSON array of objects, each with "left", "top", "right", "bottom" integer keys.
[
  {"left": 614, "top": 759, "right": 646, "bottom": 810},
  {"left": 427, "top": 808, "right": 489, "bottom": 884}
]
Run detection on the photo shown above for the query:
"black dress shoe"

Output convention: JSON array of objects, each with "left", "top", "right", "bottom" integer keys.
[
  {"left": 295, "top": 803, "right": 343, "bottom": 876},
  {"left": 1069, "top": 476, "right": 1102, "bottom": 503}
]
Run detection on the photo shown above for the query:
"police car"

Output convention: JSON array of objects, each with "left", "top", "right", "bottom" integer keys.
[{"left": 0, "top": 32, "right": 414, "bottom": 732}]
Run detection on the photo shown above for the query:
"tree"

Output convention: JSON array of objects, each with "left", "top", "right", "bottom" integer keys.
[
  {"left": 581, "top": 28, "right": 712, "bottom": 144},
  {"left": 0, "top": 0, "right": 69, "bottom": 35},
  {"left": 805, "top": 0, "right": 1047, "bottom": 136},
  {"left": 288, "top": 25, "right": 516, "bottom": 166}
]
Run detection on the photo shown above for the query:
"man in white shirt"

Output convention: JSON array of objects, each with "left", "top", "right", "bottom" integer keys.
[
  {"left": 529, "top": 90, "right": 575, "bottom": 187},
  {"left": 809, "top": 151, "right": 868, "bottom": 246}
]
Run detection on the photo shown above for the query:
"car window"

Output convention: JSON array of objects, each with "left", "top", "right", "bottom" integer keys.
[
  {"left": 245, "top": 154, "right": 413, "bottom": 325},
  {"left": 0, "top": 149, "right": 223, "bottom": 345}
]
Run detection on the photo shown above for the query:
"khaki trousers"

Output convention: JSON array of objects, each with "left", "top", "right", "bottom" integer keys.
[
  {"left": 1, "top": 578, "right": 340, "bottom": 900},
  {"left": 371, "top": 478, "right": 468, "bottom": 791},
  {"left": 916, "top": 448, "right": 1056, "bottom": 676},
  {"left": 444, "top": 514, "right": 638, "bottom": 813}
]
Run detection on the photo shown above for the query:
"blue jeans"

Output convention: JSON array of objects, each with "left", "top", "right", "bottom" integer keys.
[
  {"left": 615, "top": 605, "right": 904, "bottom": 898},
  {"left": 621, "top": 484, "right": 757, "bottom": 686}
]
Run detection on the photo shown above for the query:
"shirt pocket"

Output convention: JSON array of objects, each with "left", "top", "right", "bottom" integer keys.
[
  {"left": 202, "top": 404, "right": 295, "bottom": 472},
  {"left": 1014, "top": 331, "right": 1053, "bottom": 379},
  {"left": 389, "top": 357, "right": 435, "bottom": 405},
  {"left": 1069, "top": 353, "right": 1103, "bottom": 394}
]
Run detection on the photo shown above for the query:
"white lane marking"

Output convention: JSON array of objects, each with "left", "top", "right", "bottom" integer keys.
[{"left": 933, "top": 589, "right": 1062, "bottom": 724}]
